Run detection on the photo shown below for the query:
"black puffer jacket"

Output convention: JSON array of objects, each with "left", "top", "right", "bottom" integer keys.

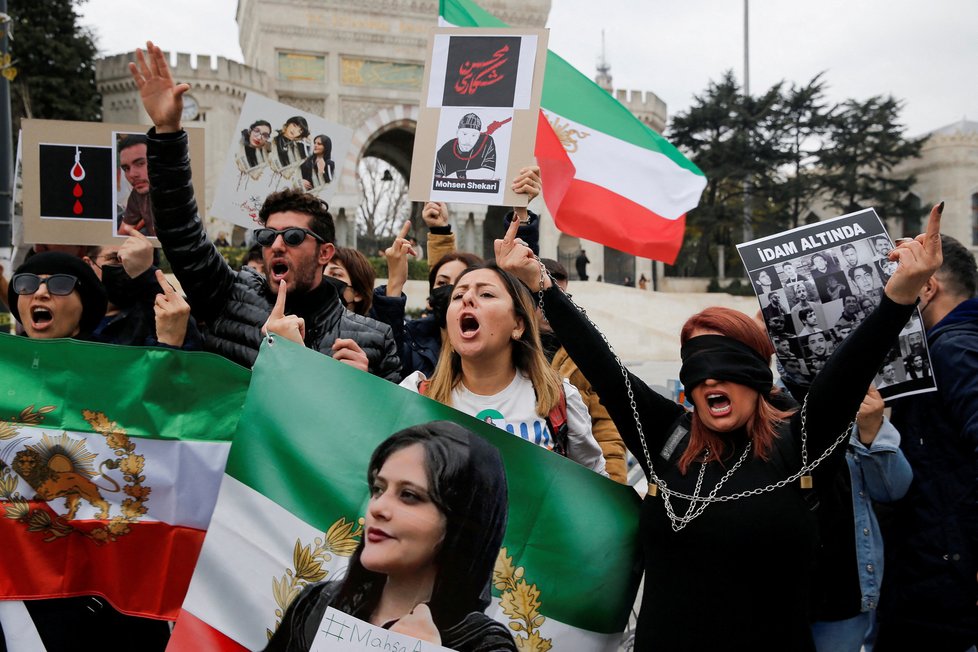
[{"left": 146, "top": 128, "right": 400, "bottom": 379}]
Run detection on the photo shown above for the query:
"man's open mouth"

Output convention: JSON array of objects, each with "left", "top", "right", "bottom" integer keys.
[{"left": 270, "top": 262, "right": 289, "bottom": 280}]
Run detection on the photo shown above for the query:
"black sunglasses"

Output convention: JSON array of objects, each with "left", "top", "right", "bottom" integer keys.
[
  {"left": 254, "top": 227, "right": 325, "bottom": 247},
  {"left": 12, "top": 273, "right": 80, "bottom": 296}
]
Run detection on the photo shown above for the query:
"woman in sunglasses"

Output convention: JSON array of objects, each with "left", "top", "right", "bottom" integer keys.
[{"left": 8, "top": 252, "right": 108, "bottom": 340}]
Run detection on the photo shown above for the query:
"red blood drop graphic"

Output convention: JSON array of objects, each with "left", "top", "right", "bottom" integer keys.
[
  {"left": 73, "top": 200, "right": 83, "bottom": 215},
  {"left": 73, "top": 182, "right": 83, "bottom": 198},
  {"left": 70, "top": 161, "right": 84, "bottom": 179}
]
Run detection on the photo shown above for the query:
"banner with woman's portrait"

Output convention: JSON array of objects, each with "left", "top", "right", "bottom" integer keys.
[{"left": 170, "top": 337, "right": 641, "bottom": 652}]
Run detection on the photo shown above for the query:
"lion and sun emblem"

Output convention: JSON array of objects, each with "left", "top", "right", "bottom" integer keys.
[{"left": 0, "top": 405, "right": 151, "bottom": 543}]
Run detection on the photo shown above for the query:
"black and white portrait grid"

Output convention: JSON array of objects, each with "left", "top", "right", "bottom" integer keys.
[{"left": 738, "top": 208, "right": 936, "bottom": 400}]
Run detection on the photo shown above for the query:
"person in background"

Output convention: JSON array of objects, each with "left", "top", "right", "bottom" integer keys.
[
  {"left": 876, "top": 233, "right": 978, "bottom": 651},
  {"left": 400, "top": 263, "right": 607, "bottom": 476},
  {"left": 130, "top": 42, "right": 399, "bottom": 378},
  {"left": 326, "top": 247, "right": 375, "bottom": 317},
  {"left": 810, "top": 385, "right": 912, "bottom": 652},
  {"left": 538, "top": 258, "right": 628, "bottom": 483}
]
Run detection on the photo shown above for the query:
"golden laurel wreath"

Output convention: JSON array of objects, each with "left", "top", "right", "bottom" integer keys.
[
  {"left": 494, "top": 547, "right": 553, "bottom": 652},
  {"left": 267, "top": 516, "right": 364, "bottom": 640},
  {"left": 0, "top": 405, "right": 150, "bottom": 544}
]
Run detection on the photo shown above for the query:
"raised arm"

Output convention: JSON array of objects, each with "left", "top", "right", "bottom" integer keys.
[
  {"left": 801, "top": 203, "right": 944, "bottom": 455},
  {"left": 133, "top": 42, "right": 235, "bottom": 323},
  {"left": 496, "top": 217, "right": 683, "bottom": 470},
  {"left": 422, "top": 202, "right": 455, "bottom": 267}
]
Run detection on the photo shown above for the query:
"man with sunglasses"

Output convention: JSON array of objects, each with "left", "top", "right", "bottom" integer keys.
[{"left": 128, "top": 42, "right": 399, "bottom": 378}]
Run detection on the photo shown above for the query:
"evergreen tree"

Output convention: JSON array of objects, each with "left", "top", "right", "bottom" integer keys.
[
  {"left": 770, "top": 74, "right": 832, "bottom": 229},
  {"left": 9, "top": 0, "right": 100, "bottom": 134},
  {"left": 819, "top": 96, "right": 925, "bottom": 227},
  {"left": 667, "top": 71, "right": 786, "bottom": 276}
]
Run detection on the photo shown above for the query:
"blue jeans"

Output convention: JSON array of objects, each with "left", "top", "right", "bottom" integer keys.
[{"left": 812, "top": 612, "right": 872, "bottom": 652}]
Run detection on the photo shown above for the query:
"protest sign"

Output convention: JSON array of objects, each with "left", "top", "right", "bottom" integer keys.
[
  {"left": 737, "top": 208, "right": 936, "bottom": 399},
  {"left": 19, "top": 119, "right": 205, "bottom": 246},
  {"left": 409, "top": 27, "right": 547, "bottom": 206},
  {"left": 210, "top": 93, "right": 353, "bottom": 229},
  {"left": 169, "top": 337, "right": 640, "bottom": 652},
  {"left": 0, "top": 334, "right": 250, "bottom": 619}
]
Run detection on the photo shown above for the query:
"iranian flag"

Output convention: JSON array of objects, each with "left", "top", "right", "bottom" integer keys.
[
  {"left": 440, "top": 0, "right": 706, "bottom": 264},
  {"left": 169, "top": 338, "right": 641, "bottom": 651},
  {"left": 0, "top": 333, "right": 249, "bottom": 620}
]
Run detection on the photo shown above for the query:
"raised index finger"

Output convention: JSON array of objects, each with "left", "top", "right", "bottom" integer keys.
[
  {"left": 922, "top": 201, "right": 943, "bottom": 253},
  {"left": 503, "top": 211, "right": 521, "bottom": 243},
  {"left": 155, "top": 269, "right": 177, "bottom": 295},
  {"left": 397, "top": 220, "right": 411, "bottom": 240},
  {"left": 271, "top": 279, "right": 288, "bottom": 317}
]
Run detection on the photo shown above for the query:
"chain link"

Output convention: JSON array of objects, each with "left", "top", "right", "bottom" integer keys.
[{"left": 526, "top": 251, "right": 855, "bottom": 532}]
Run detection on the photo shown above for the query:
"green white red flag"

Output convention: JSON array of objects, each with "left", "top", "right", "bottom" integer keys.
[
  {"left": 439, "top": 0, "right": 707, "bottom": 264},
  {"left": 168, "top": 338, "right": 641, "bottom": 651},
  {"left": 0, "top": 333, "right": 250, "bottom": 620}
]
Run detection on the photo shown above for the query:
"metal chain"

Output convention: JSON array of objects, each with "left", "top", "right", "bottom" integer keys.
[{"left": 529, "top": 253, "right": 855, "bottom": 531}]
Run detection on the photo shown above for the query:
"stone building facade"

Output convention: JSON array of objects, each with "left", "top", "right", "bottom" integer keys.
[
  {"left": 889, "top": 119, "right": 978, "bottom": 251},
  {"left": 95, "top": 0, "right": 669, "bottom": 284}
]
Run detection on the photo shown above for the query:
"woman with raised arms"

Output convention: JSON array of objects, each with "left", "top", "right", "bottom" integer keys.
[{"left": 496, "top": 204, "right": 944, "bottom": 651}]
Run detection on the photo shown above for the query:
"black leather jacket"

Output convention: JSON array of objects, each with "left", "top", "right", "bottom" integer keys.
[{"left": 146, "top": 128, "right": 400, "bottom": 379}]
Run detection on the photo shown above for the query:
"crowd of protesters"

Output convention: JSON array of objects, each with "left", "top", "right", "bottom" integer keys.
[{"left": 0, "top": 40, "right": 976, "bottom": 652}]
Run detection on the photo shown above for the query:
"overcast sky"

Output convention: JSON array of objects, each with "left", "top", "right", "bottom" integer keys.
[{"left": 79, "top": 0, "right": 978, "bottom": 138}]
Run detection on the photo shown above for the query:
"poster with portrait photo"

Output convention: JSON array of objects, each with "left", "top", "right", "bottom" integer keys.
[
  {"left": 427, "top": 106, "right": 513, "bottom": 204},
  {"left": 210, "top": 93, "right": 353, "bottom": 229},
  {"left": 737, "top": 207, "right": 936, "bottom": 400},
  {"left": 20, "top": 119, "right": 205, "bottom": 247},
  {"left": 112, "top": 131, "right": 155, "bottom": 238},
  {"left": 173, "top": 340, "right": 641, "bottom": 651},
  {"left": 410, "top": 27, "right": 548, "bottom": 207}
]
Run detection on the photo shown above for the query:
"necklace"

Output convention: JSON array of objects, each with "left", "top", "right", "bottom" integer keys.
[{"left": 532, "top": 260, "right": 855, "bottom": 532}]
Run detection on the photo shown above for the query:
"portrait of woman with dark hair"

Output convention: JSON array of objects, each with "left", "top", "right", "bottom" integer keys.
[
  {"left": 271, "top": 116, "right": 311, "bottom": 168},
  {"left": 265, "top": 421, "right": 516, "bottom": 652},
  {"left": 300, "top": 134, "right": 336, "bottom": 191}
]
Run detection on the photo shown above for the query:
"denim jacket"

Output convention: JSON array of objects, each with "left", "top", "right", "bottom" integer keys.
[{"left": 847, "top": 418, "right": 912, "bottom": 612}]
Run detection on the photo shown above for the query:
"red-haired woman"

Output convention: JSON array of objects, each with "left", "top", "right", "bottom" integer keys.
[{"left": 497, "top": 205, "right": 944, "bottom": 651}]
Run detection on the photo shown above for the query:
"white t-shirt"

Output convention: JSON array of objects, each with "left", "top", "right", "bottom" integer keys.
[{"left": 400, "top": 370, "right": 607, "bottom": 476}]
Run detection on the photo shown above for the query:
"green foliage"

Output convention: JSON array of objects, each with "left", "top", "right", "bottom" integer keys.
[
  {"left": 819, "top": 96, "right": 927, "bottom": 230},
  {"left": 367, "top": 256, "right": 429, "bottom": 282},
  {"left": 667, "top": 71, "right": 923, "bottom": 279},
  {"left": 9, "top": 0, "right": 101, "bottom": 133}
]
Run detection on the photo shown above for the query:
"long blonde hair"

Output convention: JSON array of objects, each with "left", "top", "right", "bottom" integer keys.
[{"left": 424, "top": 264, "right": 562, "bottom": 416}]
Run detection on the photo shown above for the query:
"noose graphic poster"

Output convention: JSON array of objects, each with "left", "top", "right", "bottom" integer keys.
[
  {"left": 20, "top": 119, "right": 205, "bottom": 246},
  {"left": 37, "top": 144, "right": 113, "bottom": 221}
]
